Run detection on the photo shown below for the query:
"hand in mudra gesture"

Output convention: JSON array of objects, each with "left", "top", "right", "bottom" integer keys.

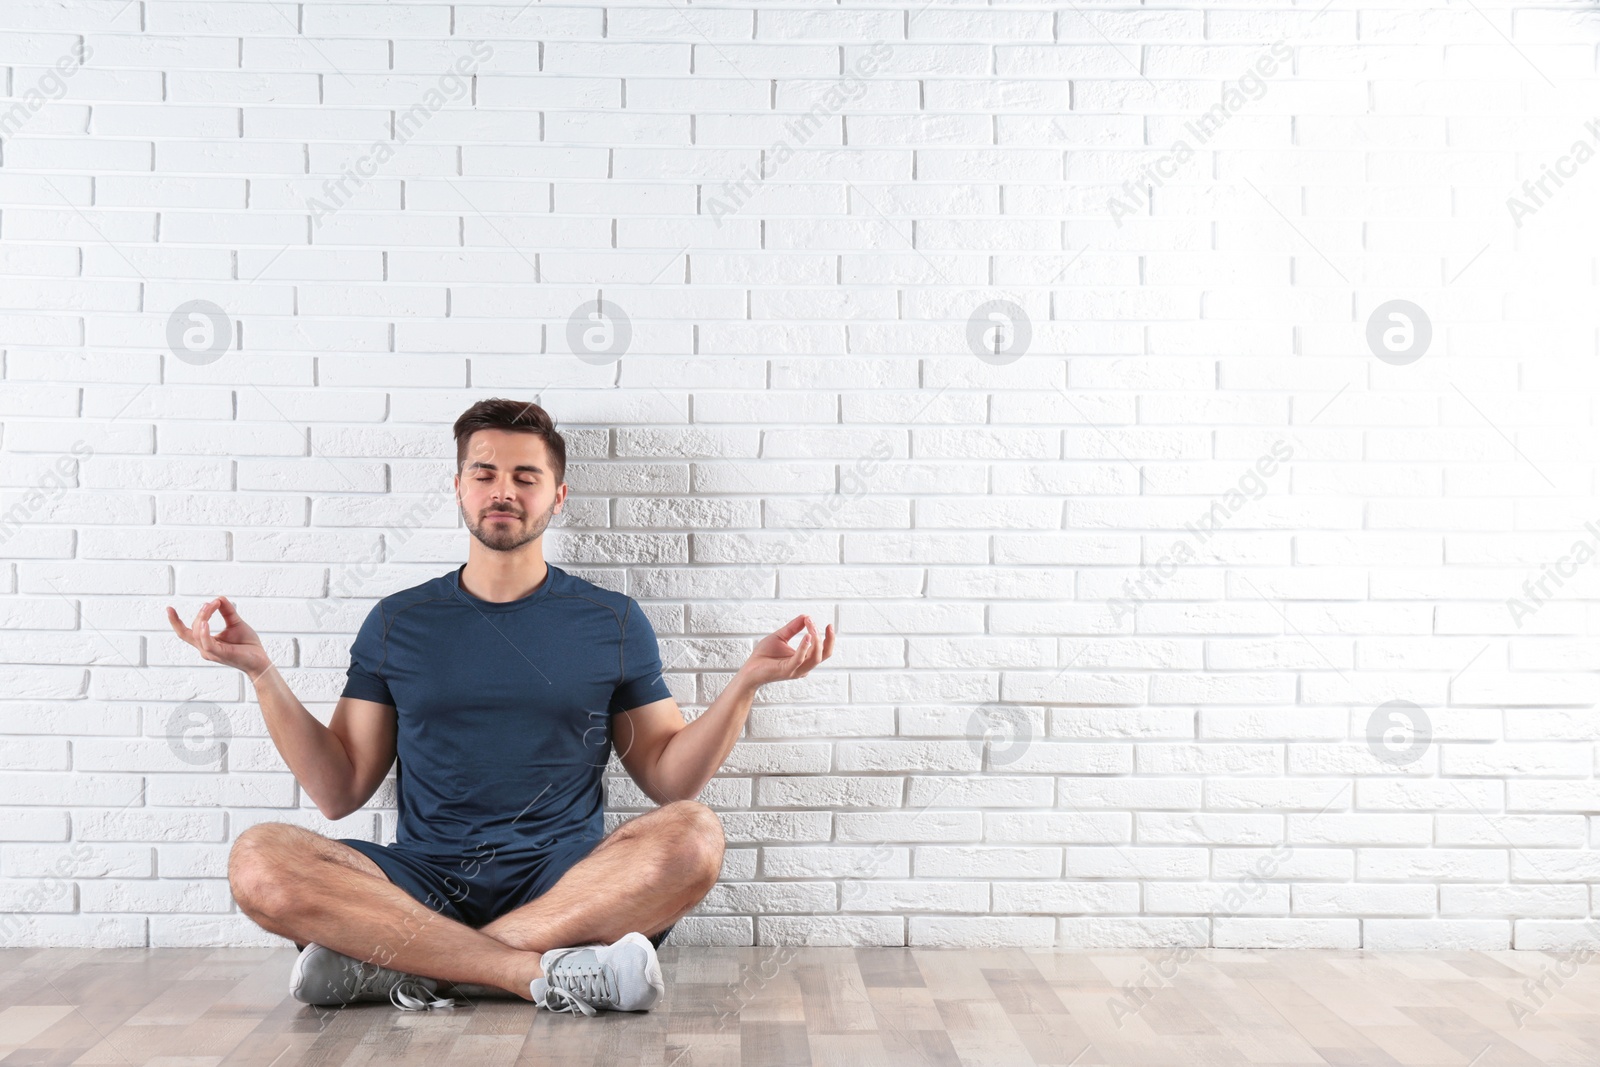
[
  {"left": 165, "top": 596, "right": 272, "bottom": 679},
  {"left": 738, "top": 614, "right": 835, "bottom": 688}
]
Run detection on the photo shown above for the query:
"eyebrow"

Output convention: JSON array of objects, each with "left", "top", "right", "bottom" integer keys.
[{"left": 466, "top": 461, "right": 545, "bottom": 474}]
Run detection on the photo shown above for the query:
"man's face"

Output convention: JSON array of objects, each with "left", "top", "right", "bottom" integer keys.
[{"left": 456, "top": 429, "right": 567, "bottom": 552}]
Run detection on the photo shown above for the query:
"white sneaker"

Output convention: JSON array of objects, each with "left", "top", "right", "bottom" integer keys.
[
  {"left": 529, "top": 931, "right": 665, "bottom": 1015},
  {"left": 289, "top": 942, "right": 457, "bottom": 1012}
]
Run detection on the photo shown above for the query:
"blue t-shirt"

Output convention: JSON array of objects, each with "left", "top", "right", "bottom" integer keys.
[{"left": 339, "top": 562, "right": 672, "bottom": 857}]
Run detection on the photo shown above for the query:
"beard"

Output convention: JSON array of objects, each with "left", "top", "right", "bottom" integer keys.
[{"left": 464, "top": 498, "right": 556, "bottom": 552}]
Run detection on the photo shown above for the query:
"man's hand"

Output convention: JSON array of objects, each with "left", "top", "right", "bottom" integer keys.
[
  {"left": 166, "top": 596, "right": 272, "bottom": 679},
  {"left": 624, "top": 614, "right": 836, "bottom": 803},
  {"left": 736, "top": 614, "right": 835, "bottom": 689}
]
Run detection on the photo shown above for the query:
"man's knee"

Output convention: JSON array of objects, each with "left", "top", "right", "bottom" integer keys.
[
  {"left": 657, "top": 800, "right": 724, "bottom": 889},
  {"left": 229, "top": 822, "right": 306, "bottom": 920}
]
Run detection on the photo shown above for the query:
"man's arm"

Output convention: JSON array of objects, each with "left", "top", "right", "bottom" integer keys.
[
  {"left": 611, "top": 682, "right": 755, "bottom": 805},
  {"left": 255, "top": 669, "right": 393, "bottom": 820},
  {"left": 165, "top": 595, "right": 393, "bottom": 821},
  {"left": 613, "top": 614, "right": 835, "bottom": 803}
]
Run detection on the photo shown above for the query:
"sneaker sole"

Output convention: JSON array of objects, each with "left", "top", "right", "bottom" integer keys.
[{"left": 289, "top": 942, "right": 336, "bottom": 1005}]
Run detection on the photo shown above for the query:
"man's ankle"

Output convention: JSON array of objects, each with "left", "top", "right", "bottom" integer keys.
[{"left": 475, "top": 955, "right": 543, "bottom": 1001}]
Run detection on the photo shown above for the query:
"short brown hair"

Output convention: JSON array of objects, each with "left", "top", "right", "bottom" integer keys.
[{"left": 453, "top": 398, "right": 567, "bottom": 485}]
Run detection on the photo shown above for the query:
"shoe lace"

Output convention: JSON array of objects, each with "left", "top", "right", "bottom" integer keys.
[
  {"left": 390, "top": 978, "right": 457, "bottom": 1012},
  {"left": 539, "top": 959, "right": 617, "bottom": 1016}
]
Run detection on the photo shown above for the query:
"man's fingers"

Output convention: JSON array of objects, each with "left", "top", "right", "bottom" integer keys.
[
  {"left": 777, "top": 616, "right": 824, "bottom": 677},
  {"left": 191, "top": 599, "right": 219, "bottom": 656},
  {"left": 754, "top": 615, "right": 835, "bottom": 682},
  {"left": 771, "top": 615, "right": 807, "bottom": 642},
  {"left": 793, "top": 616, "right": 819, "bottom": 668},
  {"left": 165, "top": 607, "right": 196, "bottom": 647},
  {"left": 192, "top": 604, "right": 214, "bottom": 646},
  {"left": 802, "top": 616, "right": 822, "bottom": 669}
]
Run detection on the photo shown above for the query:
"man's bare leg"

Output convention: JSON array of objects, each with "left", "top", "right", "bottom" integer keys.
[
  {"left": 474, "top": 799, "right": 726, "bottom": 955},
  {"left": 230, "top": 822, "right": 544, "bottom": 999},
  {"left": 233, "top": 801, "right": 723, "bottom": 1002}
]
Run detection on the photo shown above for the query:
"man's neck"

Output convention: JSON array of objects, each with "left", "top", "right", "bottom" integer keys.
[{"left": 459, "top": 552, "right": 551, "bottom": 604}]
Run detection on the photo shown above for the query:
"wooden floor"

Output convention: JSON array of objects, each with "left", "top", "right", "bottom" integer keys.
[{"left": 2, "top": 946, "right": 1598, "bottom": 1065}]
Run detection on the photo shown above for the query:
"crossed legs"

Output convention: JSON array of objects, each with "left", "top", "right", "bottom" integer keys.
[{"left": 229, "top": 800, "right": 725, "bottom": 1001}]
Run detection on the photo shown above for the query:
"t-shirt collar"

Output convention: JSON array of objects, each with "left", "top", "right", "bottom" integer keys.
[{"left": 450, "top": 562, "right": 559, "bottom": 612}]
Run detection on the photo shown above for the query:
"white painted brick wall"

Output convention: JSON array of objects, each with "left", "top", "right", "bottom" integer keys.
[{"left": 1, "top": 0, "right": 1598, "bottom": 954}]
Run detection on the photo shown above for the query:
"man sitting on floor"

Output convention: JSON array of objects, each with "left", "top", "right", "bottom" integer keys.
[{"left": 166, "top": 397, "right": 834, "bottom": 1015}]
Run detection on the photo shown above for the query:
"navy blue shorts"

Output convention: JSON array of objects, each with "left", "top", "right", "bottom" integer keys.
[{"left": 335, "top": 834, "right": 675, "bottom": 949}]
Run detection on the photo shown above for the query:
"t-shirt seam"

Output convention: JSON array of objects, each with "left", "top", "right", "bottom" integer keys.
[
  {"left": 448, "top": 563, "right": 564, "bottom": 613},
  {"left": 364, "top": 585, "right": 462, "bottom": 683},
  {"left": 349, "top": 577, "right": 656, "bottom": 711},
  {"left": 544, "top": 589, "right": 631, "bottom": 706}
]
